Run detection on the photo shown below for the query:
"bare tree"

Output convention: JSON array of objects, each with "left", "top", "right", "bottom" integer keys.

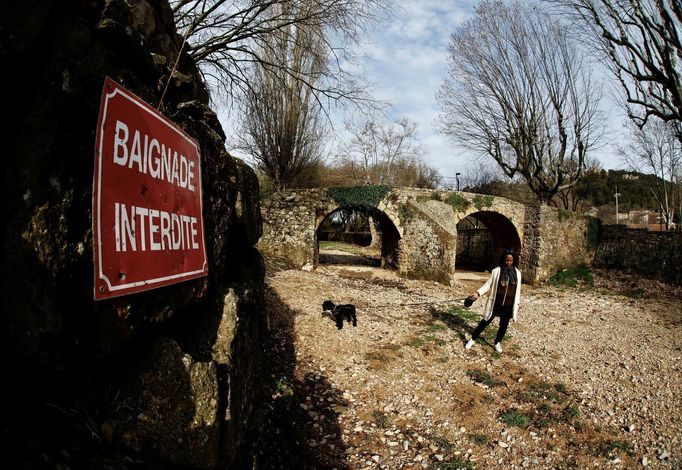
[
  {"left": 236, "top": 4, "right": 327, "bottom": 190},
  {"left": 553, "top": 0, "right": 682, "bottom": 137},
  {"left": 621, "top": 119, "right": 681, "bottom": 229},
  {"left": 337, "top": 115, "right": 428, "bottom": 186},
  {"left": 554, "top": 157, "right": 603, "bottom": 211},
  {"left": 170, "top": 0, "right": 390, "bottom": 106},
  {"left": 437, "top": 0, "right": 603, "bottom": 204}
]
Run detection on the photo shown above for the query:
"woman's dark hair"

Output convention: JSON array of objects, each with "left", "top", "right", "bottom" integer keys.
[{"left": 498, "top": 249, "right": 516, "bottom": 267}]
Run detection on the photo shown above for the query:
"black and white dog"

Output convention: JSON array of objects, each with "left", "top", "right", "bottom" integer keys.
[{"left": 322, "top": 300, "right": 357, "bottom": 330}]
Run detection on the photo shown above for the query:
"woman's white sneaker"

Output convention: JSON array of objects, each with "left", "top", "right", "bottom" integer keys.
[
  {"left": 465, "top": 339, "right": 475, "bottom": 349},
  {"left": 494, "top": 342, "right": 503, "bottom": 353}
]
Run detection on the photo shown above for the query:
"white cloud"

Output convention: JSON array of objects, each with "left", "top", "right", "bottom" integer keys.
[{"left": 219, "top": 0, "right": 626, "bottom": 181}]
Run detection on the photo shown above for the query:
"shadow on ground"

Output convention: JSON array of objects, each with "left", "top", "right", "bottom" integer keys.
[
  {"left": 319, "top": 252, "right": 380, "bottom": 267},
  {"left": 248, "top": 286, "right": 350, "bottom": 469}
]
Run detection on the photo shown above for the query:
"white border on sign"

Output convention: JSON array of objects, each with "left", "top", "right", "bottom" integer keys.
[{"left": 96, "top": 85, "right": 208, "bottom": 293}]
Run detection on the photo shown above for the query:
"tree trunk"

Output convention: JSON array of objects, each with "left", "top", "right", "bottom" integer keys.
[{"left": 368, "top": 216, "right": 381, "bottom": 249}]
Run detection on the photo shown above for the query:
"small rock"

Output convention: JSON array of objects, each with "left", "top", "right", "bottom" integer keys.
[
  {"left": 642, "top": 456, "right": 648, "bottom": 466},
  {"left": 371, "top": 455, "right": 380, "bottom": 463},
  {"left": 499, "top": 441, "right": 509, "bottom": 448}
]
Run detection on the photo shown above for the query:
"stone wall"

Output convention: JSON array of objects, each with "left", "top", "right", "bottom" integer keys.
[
  {"left": 533, "top": 206, "right": 591, "bottom": 282},
  {"left": 1, "top": 0, "right": 266, "bottom": 467},
  {"left": 593, "top": 225, "right": 682, "bottom": 285},
  {"left": 259, "top": 189, "right": 336, "bottom": 270}
]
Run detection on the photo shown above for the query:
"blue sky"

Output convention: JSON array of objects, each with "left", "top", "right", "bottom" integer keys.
[
  {"left": 221, "top": 1, "right": 627, "bottom": 185},
  {"left": 332, "top": 0, "right": 627, "bottom": 183}
]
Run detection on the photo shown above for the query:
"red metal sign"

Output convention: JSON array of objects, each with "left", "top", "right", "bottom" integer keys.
[{"left": 92, "top": 77, "right": 208, "bottom": 300}]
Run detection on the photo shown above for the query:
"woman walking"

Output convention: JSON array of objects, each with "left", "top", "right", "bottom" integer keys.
[{"left": 465, "top": 250, "right": 521, "bottom": 353}]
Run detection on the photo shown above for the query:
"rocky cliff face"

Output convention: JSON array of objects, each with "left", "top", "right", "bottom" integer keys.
[{"left": 0, "top": 0, "right": 265, "bottom": 467}]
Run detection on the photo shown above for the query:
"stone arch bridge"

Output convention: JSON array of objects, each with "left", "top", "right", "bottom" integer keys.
[{"left": 258, "top": 187, "right": 592, "bottom": 285}]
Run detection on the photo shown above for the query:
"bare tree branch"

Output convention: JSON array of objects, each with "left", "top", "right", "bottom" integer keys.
[
  {"left": 438, "top": 0, "right": 603, "bottom": 204},
  {"left": 552, "top": 0, "right": 682, "bottom": 138},
  {"left": 620, "top": 119, "right": 681, "bottom": 229},
  {"left": 170, "top": 0, "right": 391, "bottom": 109}
]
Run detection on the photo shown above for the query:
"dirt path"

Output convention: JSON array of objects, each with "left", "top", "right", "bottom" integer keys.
[{"left": 257, "top": 265, "right": 682, "bottom": 469}]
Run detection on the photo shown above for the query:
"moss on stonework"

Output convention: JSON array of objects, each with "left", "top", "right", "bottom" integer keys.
[
  {"left": 446, "top": 193, "right": 471, "bottom": 212},
  {"left": 397, "top": 202, "right": 414, "bottom": 224},
  {"left": 472, "top": 195, "right": 494, "bottom": 210},
  {"left": 586, "top": 216, "right": 601, "bottom": 250},
  {"left": 416, "top": 195, "right": 430, "bottom": 203},
  {"left": 327, "top": 185, "right": 391, "bottom": 209}
]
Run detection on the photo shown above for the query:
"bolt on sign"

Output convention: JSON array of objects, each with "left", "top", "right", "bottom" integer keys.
[{"left": 92, "top": 77, "right": 208, "bottom": 300}]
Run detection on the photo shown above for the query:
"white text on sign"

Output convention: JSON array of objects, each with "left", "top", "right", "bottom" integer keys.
[{"left": 113, "top": 120, "right": 196, "bottom": 192}]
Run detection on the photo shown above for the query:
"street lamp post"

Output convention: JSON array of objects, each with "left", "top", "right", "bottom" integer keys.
[
  {"left": 614, "top": 186, "right": 620, "bottom": 224},
  {"left": 455, "top": 172, "right": 461, "bottom": 192}
]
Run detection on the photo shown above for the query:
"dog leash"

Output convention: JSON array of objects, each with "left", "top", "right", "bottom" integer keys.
[{"left": 357, "top": 297, "right": 470, "bottom": 310}]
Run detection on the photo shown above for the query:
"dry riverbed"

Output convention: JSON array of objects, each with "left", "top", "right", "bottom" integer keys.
[{"left": 254, "top": 262, "right": 682, "bottom": 469}]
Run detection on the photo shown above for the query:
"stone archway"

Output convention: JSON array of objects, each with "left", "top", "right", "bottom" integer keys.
[
  {"left": 258, "top": 188, "right": 592, "bottom": 285},
  {"left": 315, "top": 206, "right": 401, "bottom": 269},
  {"left": 456, "top": 211, "right": 522, "bottom": 271}
]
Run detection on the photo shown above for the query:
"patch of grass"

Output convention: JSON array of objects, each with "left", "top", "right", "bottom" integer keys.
[
  {"left": 466, "top": 369, "right": 503, "bottom": 387},
  {"left": 372, "top": 410, "right": 390, "bottom": 429},
  {"left": 430, "top": 307, "right": 479, "bottom": 329},
  {"left": 428, "top": 324, "right": 448, "bottom": 332},
  {"left": 593, "top": 439, "right": 633, "bottom": 457},
  {"left": 448, "top": 306, "right": 480, "bottom": 321},
  {"left": 424, "top": 335, "right": 447, "bottom": 346},
  {"left": 528, "top": 381, "right": 571, "bottom": 403},
  {"left": 408, "top": 338, "right": 426, "bottom": 348},
  {"left": 561, "top": 406, "right": 580, "bottom": 423},
  {"left": 547, "top": 265, "right": 594, "bottom": 287},
  {"left": 433, "top": 436, "right": 455, "bottom": 451},
  {"left": 272, "top": 377, "right": 294, "bottom": 399},
  {"left": 499, "top": 409, "right": 531, "bottom": 428},
  {"left": 416, "top": 195, "right": 430, "bottom": 203},
  {"left": 470, "top": 433, "right": 490, "bottom": 445},
  {"left": 438, "top": 458, "right": 475, "bottom": 470}
]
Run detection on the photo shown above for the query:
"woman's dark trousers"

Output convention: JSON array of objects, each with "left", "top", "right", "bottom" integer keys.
[{"left": 471, "top": 305, "right": 512, "bottom": 343}]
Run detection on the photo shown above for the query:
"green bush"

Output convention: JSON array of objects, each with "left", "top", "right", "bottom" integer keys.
[
  {"left": 446, "top": 193, "right": 471, "bottom": 212},
  {"left": 472, "top": 194, "right": 494, "bottom": 210},
  {"left": 327, "top": 185, "right": 391, "bottom": 209}
]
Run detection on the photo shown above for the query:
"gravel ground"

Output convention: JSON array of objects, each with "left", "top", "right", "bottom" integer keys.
[{"left": 258, "top": 261, "right": 682, "bottom": 470}]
